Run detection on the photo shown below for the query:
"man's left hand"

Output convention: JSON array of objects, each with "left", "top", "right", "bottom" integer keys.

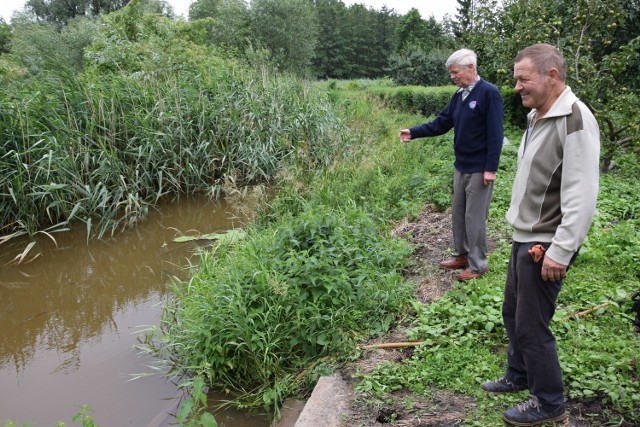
[
  {"left": 484, "top": 171, "right": 496, "bottom": 185},
  {"left": 541, "top": 256, "right": 567, "bottom": 282}
]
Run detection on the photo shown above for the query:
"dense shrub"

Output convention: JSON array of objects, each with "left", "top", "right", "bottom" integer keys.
[
  {"left": 367, "top": 84, "right": 528, "bottom": 129},
  {"left": 389, "top": 48, "right": 451, "bottom": 87},
  {"left": 160, "top": 205, "right": 414, "bottom": 410},
  {"left": 368, "top": 85, "right": 455, "bottom": 118},
  {"left": 500, "top": 86, "right": 529, "bottom": 129}
]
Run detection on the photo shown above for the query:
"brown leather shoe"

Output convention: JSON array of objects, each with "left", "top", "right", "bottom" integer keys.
[
  {"left": 457, "top": 267, "right": 489, "bottom": 281},
  {"left": 439, "top": 256, "right": 469, "bottom": 270}
]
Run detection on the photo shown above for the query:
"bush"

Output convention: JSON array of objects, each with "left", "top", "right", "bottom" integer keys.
[
  {"left": 8, "top": 16, "right": 98, "bottom": 74},
  {"left": 500, "top": 86, "right": 528, "bottom": 129},
  {"left": 160, "top": 204, "right": 414, "bottom": 410},
  {"left": 368, "top": 84, "right": 528, "bottom": 129},
  {"left": 368, "top": 85, "right": 455, "bottom": 117}
]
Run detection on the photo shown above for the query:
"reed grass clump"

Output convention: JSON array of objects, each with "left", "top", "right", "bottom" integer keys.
[{"left": 0, "top": 59, "right": 346, "bottom": 247}]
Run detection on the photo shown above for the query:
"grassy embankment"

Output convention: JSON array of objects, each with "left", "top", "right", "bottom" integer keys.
[{"left": 158, "top": 78, "right": 639, "bottom": 424}]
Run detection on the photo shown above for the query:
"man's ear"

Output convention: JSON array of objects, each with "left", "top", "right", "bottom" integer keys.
[{"left": 548, "top": 68, "right": 559, "bottom": 81}]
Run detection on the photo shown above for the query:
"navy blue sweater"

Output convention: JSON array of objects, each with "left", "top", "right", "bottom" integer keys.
[{"left": 409, "top": 79, "right": 504, "bottom": 173}]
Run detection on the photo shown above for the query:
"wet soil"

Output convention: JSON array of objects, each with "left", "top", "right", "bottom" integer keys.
[{"left": 336, "top": 205, "right": 632, "bottom": 427}]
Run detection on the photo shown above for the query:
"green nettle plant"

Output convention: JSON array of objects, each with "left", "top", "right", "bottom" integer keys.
[{"left": 155, "top": 204, "right": 414, "bottom": 413}]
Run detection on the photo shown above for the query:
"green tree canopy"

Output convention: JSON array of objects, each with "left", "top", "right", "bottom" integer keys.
[
  {"left": 463, "top": 0, "right": 639, "bottom": 170},
  {"left": 0, "top": 18, "right": 11, "bottom": 54},
  {"left": 313, "top": 0, "right": 350, "bottom": 78},
  {"left": 454, "top": 0, "right": 474, "bottom": 41},
  {"left": 396, "top": 8, "right": 431, "bottom": 52},
  {"left": 8, "top": 16, "right": 98, "bottom": 73},
  {"left": 390, "top": 8, "right": 455, "bottom": 86},
  {"left": 25, "top": 0, "right": 130, "bottom": 26},
  {"left": 189, "top": 0, "right": 250, "bottom": 51},
  {"left": 250, "top": 0, "right": 319, "bottom": 75},
  {"left": 189, "top": 0, "right": 221, "bottom": 20}
]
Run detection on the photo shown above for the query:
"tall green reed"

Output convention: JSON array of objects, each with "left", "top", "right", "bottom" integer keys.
[{"left": 0, "top": 61, "right": 346, "bottom": 251}]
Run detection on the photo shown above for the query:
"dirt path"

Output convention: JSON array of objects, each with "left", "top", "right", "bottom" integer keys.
[{"left": 337, "top": 205, "right": 477, "bottom": 426}]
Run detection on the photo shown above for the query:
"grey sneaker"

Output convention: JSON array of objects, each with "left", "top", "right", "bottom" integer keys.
[
  {"left": 481, "top": 376, "right": 527, "bottom": 393},
  {"left": 503, "top": 396, "right": 567, "bottom": 426}
]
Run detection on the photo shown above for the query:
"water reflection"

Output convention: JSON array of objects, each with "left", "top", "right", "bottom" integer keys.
[{"left": 0, "top": 196, "right": 271, "bottom": 426}]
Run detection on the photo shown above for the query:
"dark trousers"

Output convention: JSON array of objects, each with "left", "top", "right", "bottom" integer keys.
[{"left": 502, "top": 241, "right": 578, "bottom": 411}]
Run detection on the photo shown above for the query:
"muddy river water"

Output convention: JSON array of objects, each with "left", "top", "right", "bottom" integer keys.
[{"left": 0, "top": 197, "right": 300, "bottom": 426}]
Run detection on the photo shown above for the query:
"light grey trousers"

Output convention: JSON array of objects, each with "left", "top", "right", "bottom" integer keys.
[{"left": 452, "top": 169, "right": 494, "bottom": 273}]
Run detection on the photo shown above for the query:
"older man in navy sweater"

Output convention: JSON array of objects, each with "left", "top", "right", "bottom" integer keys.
[{"left": 399, "top": 48, "right": 504, "bottom": 281}]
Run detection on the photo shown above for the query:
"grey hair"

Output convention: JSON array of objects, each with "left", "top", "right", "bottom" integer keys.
[
  {"left": 515, "top": 43, "right": 566, "bottom": 82},
  {"left": 446, "top": 48, "right": 477, "bottom": 68}
]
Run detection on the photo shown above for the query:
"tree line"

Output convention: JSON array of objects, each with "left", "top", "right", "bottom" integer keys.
[
  {"left": 0, "top": 0, "right": 457, "bottom": 85},
  {"left": 2, "top": 0, "right": 639, "bottom": 87},
  {"left": 1, "top": 0, "right": 638, "bottom": 167}
]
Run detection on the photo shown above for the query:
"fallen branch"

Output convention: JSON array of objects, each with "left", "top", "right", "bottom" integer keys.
[
  {"left": 361, "top": 341, "right": 425, "bottom": 349},
  {"left": 567, "top": 302, "right": 611, "bottom": 320}
]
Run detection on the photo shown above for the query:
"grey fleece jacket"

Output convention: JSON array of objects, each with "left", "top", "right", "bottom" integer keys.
[{"left": 506, "top": 87, "right": 600, "bottom": 265}]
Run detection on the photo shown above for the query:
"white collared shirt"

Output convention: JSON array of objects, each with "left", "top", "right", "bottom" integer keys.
[{"left": 459, "top": 76, "right": 481, "bottom": 100}]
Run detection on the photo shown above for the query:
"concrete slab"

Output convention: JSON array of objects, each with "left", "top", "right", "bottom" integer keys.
[
  {"left": 275, "top": 398, "right": 306, "bottom": 427},
  {"left": 293, "top": 373, "right": 352, "bottom": 427}
]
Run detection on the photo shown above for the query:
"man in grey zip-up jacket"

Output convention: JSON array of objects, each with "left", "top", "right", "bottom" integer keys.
[
  {"left": 481, "top": 44, "right": 600, "bottom": 426},
  {"left": 505, "top": 84, "right": 600, "bottom": 268}
]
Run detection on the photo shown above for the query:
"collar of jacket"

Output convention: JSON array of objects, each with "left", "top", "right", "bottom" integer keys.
[{"left": 527, "top": 86, "right": 579, "bottom": 122}]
